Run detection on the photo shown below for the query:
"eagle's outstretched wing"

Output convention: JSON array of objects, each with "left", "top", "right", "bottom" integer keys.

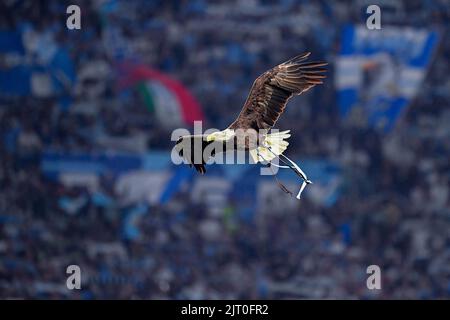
[
  {"left": 228, "top": 52, "right": 327, "bottom": 131},
  {"left": 175, "top": 135, "right": 224, "bottom": 174}
]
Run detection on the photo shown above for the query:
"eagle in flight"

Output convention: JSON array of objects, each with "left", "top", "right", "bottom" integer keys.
[{"left": 175, "top": 52, "right": 327, "bottom": 198}]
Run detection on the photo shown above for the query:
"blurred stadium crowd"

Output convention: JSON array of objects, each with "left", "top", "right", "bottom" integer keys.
[{"left": 0, "top": 0, "right": 449, "bottom": 299}]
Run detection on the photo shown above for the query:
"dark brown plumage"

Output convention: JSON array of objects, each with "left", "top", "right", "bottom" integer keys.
[
  {"left": 228, "top": 52, "right": 327, "bottom": 131},
  {"left": 175, "top": 135, "right": 214, "bottom": 175}
]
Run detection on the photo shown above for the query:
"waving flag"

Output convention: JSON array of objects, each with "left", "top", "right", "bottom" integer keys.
[
  {"left": 336, "top": 25, "right": 439, "bottom": 132},
  {"left": 118, "top": 63, "right": 204, "bottom": 127}
]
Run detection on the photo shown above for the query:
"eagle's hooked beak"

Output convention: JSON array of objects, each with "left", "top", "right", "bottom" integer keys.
[
  {"left": 206, "top": 131, "right": 222, "bottom": 142},
  {"left": 206, "top": 134, "right": 215, "bottom": 142}
]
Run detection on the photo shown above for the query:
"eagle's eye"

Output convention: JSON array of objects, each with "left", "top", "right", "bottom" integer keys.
[{"left": 176, "top": 137, "right": 183, "bottom": 145}]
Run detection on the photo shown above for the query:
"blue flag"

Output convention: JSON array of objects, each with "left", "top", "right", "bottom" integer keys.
[{"left": 336, "top": 25, "right": 439, "bottom": 132}]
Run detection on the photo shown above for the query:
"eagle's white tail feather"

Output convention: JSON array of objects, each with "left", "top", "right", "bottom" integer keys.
[{"left": 250, "top": 130, "right": 291, "bottom": 163}]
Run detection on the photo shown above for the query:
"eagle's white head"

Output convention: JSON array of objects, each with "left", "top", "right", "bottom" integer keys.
[{"left": 206, "top": 129, "right": 235, "bottom": 142}]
